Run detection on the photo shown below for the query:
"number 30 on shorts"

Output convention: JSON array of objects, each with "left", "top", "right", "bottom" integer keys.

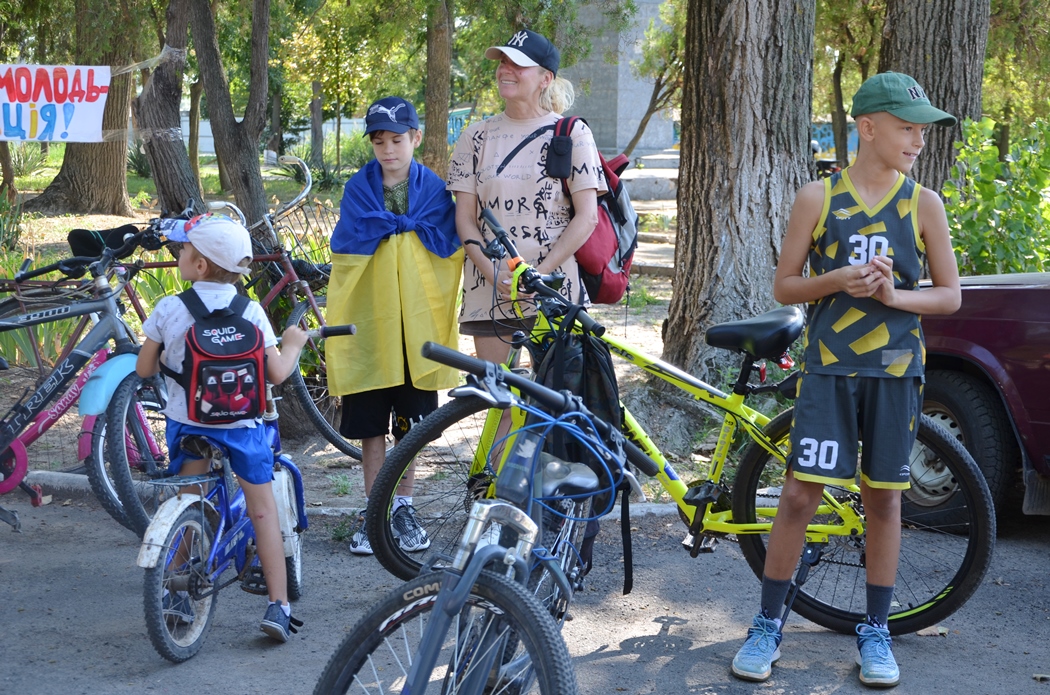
[{"left": 797, "top": 437, "right": 839, "bottom": 469}]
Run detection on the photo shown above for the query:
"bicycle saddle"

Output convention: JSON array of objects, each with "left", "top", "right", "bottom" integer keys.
[
  {"left": 179, "top": 434, "right": 232, "bottom": 463},
  {"left": 705, "top": 306, "right": 805, "bottom": 360},
  {"left": 540, "top": 454, "right": 601, "bottom": 498}
]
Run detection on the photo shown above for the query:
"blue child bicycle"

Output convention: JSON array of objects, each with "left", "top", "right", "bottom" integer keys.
[{"left": 134, "top": 325, "right": 353, "bottom": 662}]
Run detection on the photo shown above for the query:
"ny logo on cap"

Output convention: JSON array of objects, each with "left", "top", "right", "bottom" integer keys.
[
  {"left": 369, "top": 102, "right": 405, "bottom": 122},
  {"left": 508, "top": 31, "right": 529, "bottom": 47},
  {"left": 907, "top": 86, "right": 927, "bottom": 101}
]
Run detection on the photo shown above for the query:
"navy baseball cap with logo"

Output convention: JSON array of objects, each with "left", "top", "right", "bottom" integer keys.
[
  {"left": 485, "top": 29, "right": 560, "bottom": 76},
  {"left": 850, "top": 72, "right": 957, "bottom": 127},
  {"left": 363, "top": 96, "right": 420, "bottom": 136}
]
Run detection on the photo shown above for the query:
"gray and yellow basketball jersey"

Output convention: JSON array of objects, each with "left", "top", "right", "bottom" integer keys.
[{"left": 800, "top": 168, "right": 926, "bottom": 379}]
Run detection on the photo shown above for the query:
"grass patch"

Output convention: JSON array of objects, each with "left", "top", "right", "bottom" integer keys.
[
  {"left": 331, "top": 517, "right": 353, "bottom": 543},
  {"left": 328, "top": 473, "right": 352, "bottom": 496}
]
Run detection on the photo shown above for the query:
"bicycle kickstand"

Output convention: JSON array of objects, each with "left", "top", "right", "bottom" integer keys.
[
  {"left": 0, "top": 504, "right": 21, "bottom": 532},
  {"left": 778, "top": 542, "right": 823, "bottom": 628}
]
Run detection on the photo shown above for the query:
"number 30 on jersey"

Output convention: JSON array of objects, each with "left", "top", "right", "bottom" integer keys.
[{"left": 848, "top": 234, "right": 888, "bottom": 265}]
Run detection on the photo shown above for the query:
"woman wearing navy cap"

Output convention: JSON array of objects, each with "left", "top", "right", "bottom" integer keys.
[{"left": 447, "top": 29, "right": 607, "bottom": 364}]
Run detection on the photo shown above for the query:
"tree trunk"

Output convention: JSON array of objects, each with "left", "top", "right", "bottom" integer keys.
[
  {"left": 879, "top": 0, "right": 990, "bottom": 195},
  {"left": 188, "top": 0, "right": 271, "bottom": 233},
  {"left": 266, "top": 87, "right": 282, "bottom": 154},
  {"left": 310, "top": 80, "right": 324, "bottom": 168},
  {"left": 188, "top": 78, "right": 203, "bottom": 184},
  {"left": 422, "top": 0, "right": 452, "bottom": 179},
  {"left": 24, "top": 0, "right": 135, "bottom": 217},
  {"left": 0, "top": 143, "right": 16, "bottom": 204},
  {"left": 134, "top": 0, "right": 203, "bottom": 218},
  {"left": 831, "top": 52, "right": 849, "bottom": 169},
  {"left": 662, "top": 0, "right": 815, "bottom": 380}
]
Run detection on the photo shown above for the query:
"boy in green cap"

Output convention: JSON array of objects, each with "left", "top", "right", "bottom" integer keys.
[{"left": 730, "top": 72, "right": 961, "bottom": 687}]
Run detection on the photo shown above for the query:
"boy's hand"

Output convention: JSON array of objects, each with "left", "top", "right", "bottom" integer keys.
[
  {"left": 280, "top": 325, "right": 309, "bottom": 351},
  {"left": 870, "top": 255, "right": 896, "bottom": 305},
  {"left": 837, "top": 262, "right": 882, "bottom": 298}
]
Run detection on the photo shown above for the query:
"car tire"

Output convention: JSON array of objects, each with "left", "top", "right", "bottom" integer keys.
[{"left": 923, "top": 369, "right": 1020, "bottom": 513}]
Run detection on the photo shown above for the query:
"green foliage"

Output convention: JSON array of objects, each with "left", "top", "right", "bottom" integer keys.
[
  {"left": 0, "top": 195, "right": 23, "bottom": 250},
  {"left": 984, "top": 0, "right": 1050, "bottom": 128},
  {"left": 328, "top": 473, "right": 352, "bottom": 496},
  {"left": 10, "top": 142, "right": 48, "bottom": 177},
  {"left": 126, "top": 142, "right": 152, "bottom": 179},
  {"left": 943, "top": 117, "right": 1050, "bottom": 275}
]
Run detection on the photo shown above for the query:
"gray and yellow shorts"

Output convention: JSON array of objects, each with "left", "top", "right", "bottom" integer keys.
[{"left": 787, "top": 373, "right": 923, "bottom": 490}]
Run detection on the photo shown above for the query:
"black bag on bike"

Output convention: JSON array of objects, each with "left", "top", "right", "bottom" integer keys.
[
  {"left": 160, "top": 288, "right": 266, "bottom": 425},
  {"left": 533, "top": 305, "right": 635, "bottom": 592}
]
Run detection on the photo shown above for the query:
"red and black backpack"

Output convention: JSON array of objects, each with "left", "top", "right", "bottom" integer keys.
[{"left": 160, "top": 289, "right": 266, "bottom": 424}]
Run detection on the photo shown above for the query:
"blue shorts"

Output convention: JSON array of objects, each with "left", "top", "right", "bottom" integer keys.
[{"left": 165, "top": 419, "right": 274, "bottom": 485}]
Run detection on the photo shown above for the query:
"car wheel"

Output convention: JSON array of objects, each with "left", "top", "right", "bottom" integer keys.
[{"left": 922, "top": 370, "right": 1020, "bottom": 513}]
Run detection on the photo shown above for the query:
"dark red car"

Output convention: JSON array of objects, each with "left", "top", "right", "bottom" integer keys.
[{"left": 920, "top": 272, "right": 1050, "bottom": 516}]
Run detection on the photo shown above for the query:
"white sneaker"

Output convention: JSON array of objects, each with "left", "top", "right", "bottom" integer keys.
[
  {"left": 349, "top": 516, "right": 373, "bottom": 556},
  {"left": 391, "top": 504, "right": 431, "bottom": 552}
]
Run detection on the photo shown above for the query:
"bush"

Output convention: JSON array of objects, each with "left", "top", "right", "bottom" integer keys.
[
  {"left": 943, "top": 117, "right": 1050, "bottom": 275},
  {"left": 0, "top": 195, "right": 23, "bottom": 250},
  {"left": 127, "top": 141, "right": 152, "bottom": 179},
  {"left": 11, "top": 142, "right": 48, "bottom": 177}
]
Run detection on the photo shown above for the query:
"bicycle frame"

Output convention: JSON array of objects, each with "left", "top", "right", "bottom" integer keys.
[{"left": 470, "top": 300, "right": 864, "bottom": 546}]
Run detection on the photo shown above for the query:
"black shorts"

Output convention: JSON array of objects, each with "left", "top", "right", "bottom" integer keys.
[{"left": 339, "top": 383, "right": 438, "bottom": 441}]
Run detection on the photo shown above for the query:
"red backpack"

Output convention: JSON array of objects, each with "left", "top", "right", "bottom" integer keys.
[
  {"left": 160, "top": 289, "right": 267, "bottom": 424},
  {"left": 552, "top": 116, "right": 639, "bottom": 304}
]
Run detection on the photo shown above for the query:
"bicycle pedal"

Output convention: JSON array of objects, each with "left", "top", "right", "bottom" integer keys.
[
  {"left": 241, "top": 566, "right": 268, "bottom": 595},
  {"left": 682, "top": 531, "right": 719, "bottom": 557}
]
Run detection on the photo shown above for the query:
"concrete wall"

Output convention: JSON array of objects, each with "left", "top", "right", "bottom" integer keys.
[{"left": 560, "top": 0, "right": 676, "bottom": 158}]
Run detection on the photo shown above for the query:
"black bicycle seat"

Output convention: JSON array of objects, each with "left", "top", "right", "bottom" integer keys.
[
  {"left": 705, "top": 306, "right": 805, "bottom": 360},
  {"left": 540, "top": 454, "right": 601, "bottom": 498}
]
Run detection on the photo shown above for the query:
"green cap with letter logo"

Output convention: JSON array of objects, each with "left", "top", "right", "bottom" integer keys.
[{"left": 850, "top": 72, "right": 957, "bottom": 127}]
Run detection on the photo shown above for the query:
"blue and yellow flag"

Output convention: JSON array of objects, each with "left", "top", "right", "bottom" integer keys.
[{"left": 326, "top": 160, "right": 463, "bottom": 396}]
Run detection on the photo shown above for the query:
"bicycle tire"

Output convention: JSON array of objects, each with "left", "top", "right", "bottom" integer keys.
[
  {"left": 313, "top": 570, "right": 580, "bottom": 695},
  {"left": 285, "top": 298, "right": 363, "bottom": 460},
  {"left": 84, "top": 414, "right": 135, "bottom": 531},
  {"left": 367, "top": 395, "right": 494, "bottom": 581},
  {"left": 732, "top": 409, "right": 996, "bottom": 635},
  {"left": 143, "top": 505, "right": 218, "bottom": 663},
  {"left": 276, "top": 466, "right": 305, "bottom": 601},
  {"left": 107, "top": 373, "right": 173, "bottom": 537}
]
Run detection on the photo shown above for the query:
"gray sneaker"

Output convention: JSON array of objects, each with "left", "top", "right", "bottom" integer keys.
[
  {"left": 391, "top": 505, "right": 431, "bottom": 552},
  {"left": 731, "top": 613, "right": 782, "bottom": 682},
  {"left": 856, "top": 622, "right": 900, "bottom": 687},
  {"left": 349, "top": 515, "right": 373, "bottom": 556}
]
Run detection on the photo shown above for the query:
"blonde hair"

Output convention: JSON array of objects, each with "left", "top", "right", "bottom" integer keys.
[
  {"left": 185, "top": 244, "right": 244, "bottom": 285},
  {"left": 539, "top": 74, "right": 575, "bottom": 114}
]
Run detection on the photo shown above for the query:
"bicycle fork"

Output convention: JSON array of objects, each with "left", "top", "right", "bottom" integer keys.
[{"left": 401, "top": 500, "right": 553, "bottom": 695}]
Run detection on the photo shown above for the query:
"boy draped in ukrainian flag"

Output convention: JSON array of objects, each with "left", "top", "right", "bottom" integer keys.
[
  {"left": 731, "top": 72, "right": 961, "bottom": 687},
  {"left": 326, "top": 96, "right": 463, "bottom": 556}
]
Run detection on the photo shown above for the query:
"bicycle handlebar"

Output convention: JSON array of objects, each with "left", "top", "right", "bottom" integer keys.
[
  {"left": 479, "top": 209, "right": 605, "bottom": 337},
  {"left": 313, "top": 324, "right": 356, "bottom": 338}
]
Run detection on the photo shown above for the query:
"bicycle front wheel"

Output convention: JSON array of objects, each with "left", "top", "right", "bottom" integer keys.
[
  {"left": 367, "top": 395, "right": 494, "bottom": 580},
  {"left": 84, "top": 414, "right": 136, "bottom": 531},
  {"left": 143, "top": 505, "right": 218, "bottom": 663},
  {"left": 107, "top": 373, "right": 172, "bottom": 537},
  {"left": 313, "top": 570, "right": 579, "bottom": 695},
  {"left": 285, "top": 298, "right": 363, "bottom": 460},
  {"left": 733, "top": 410, "right": 996, "bottom": 635}
]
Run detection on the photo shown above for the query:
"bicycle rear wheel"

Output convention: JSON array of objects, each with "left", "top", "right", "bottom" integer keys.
[
  {"left": 285, "top": 298, "right": 363, "bottom": 460},
  {"left": 313, "top": 570, "right": 579, "bottom": 695},
  {"left": 367, "top": 395, "right": 494, "bottom": 580},
  {"left": 143, "top": 505, "right": 218, "bottom": 663},
  {"left": 107, "top": 373, "right": 173, "bottom": 537},
  {"left": 733, "top": 409, "right": 996, "bottom": 635}
]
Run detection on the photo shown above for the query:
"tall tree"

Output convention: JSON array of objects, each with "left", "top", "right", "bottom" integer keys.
[
  {"left": 133, "top": 0, "right": 204, "bottom": 217},
  {"left": 23, "top": 0, "right": 138, "bottom": 216},
  {"left": 663, "top": 0, "right": 815, "bottom": 379},
  {"left": 422, "top": 0, "right": 452, "bottom": 178},
  {"left": 879, "top": 0, "right": 990, "bottom": 195},
  {"left": 625, "top": 0, "right": 685, "bottom": 159},
  {"left": 188, "top": 0, "right": 271, "bottom": 231}
]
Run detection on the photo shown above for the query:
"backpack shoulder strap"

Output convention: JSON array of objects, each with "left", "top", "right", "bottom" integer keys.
[
  {"left": 177, "top": 287, "right": 210, "bottom": 322},
  {"left": 495, "top": 124, "right": 556, "bottom": 176},
  {"left": 228, "top": 293, "right": 251, "bottom": 317}
]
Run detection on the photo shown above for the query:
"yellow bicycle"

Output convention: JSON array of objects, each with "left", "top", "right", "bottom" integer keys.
[{"left": 366, "top": 210, "right": 995, "bottom": 636}]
